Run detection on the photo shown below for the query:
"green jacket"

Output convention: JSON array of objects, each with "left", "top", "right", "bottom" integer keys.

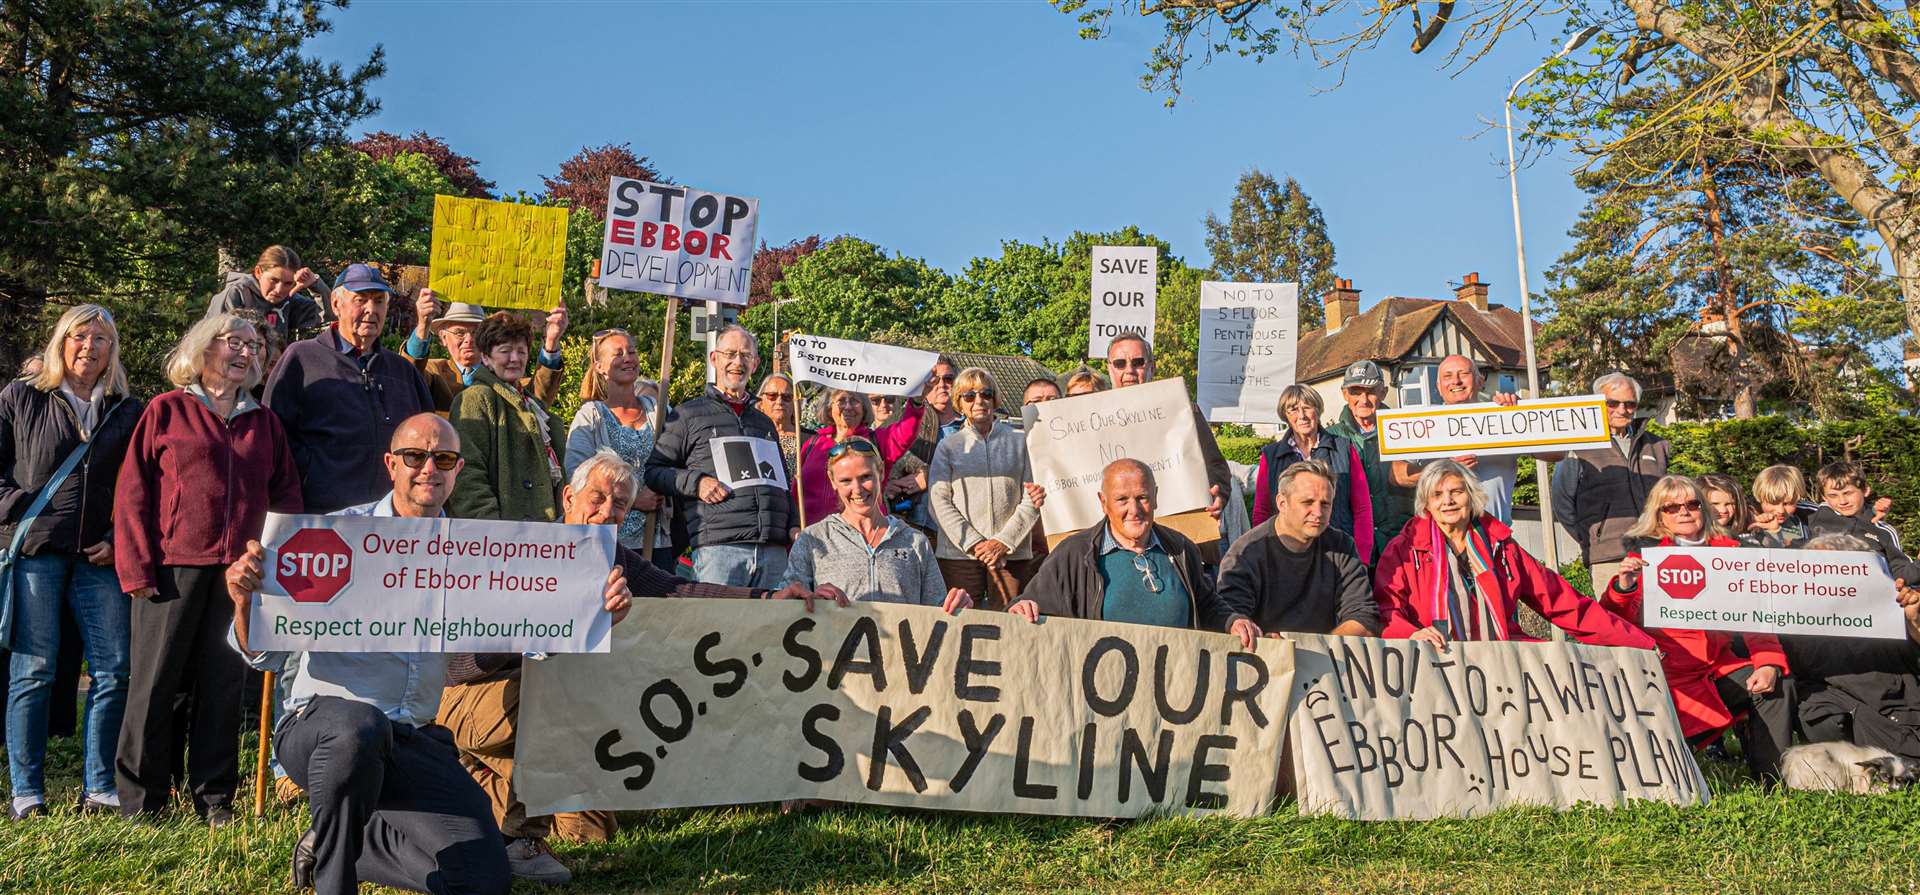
[
  {"left": 1326, "top": 406, "right": 1415, "bottom": 560},
  {"left": 448, "top": 366, "right": 567, "bottom": 522}
]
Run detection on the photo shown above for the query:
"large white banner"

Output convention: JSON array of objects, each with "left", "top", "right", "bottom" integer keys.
[
  {"left": 787, "top": 334, "right": 939, "bottom": 397},
  {"left": 1286, "top": 634, "right": 1708, "bottom": 820},
  {"left": 249, "top": 513, "right": 616, "bottom": 653},
  {"left": 1022, "top": 379, "right": 1211, "bottom": 534},
  {"left": 1196, "top": 281, "right": 1298, "bottom": 424},
  {"left": 1088, "top": 246, "right": 1156, "bottom": 358},
  {"left": 517, "top": 600, "right": 1296, "bottom": 818},
  {"left": 1377, "top": 396, "right": 1611, "bottom": 461},
  {"left": 1641, "top": 546, "right": 1908, "bottom": 639},
  {"left": 600, "top": 177, "right": 759, "bottom": 305}
]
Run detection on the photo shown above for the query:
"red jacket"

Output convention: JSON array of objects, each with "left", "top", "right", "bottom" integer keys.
[
  {"left": 1600, "top": 535, "right": 1790, "bottom": 739},
  {"left": 114, "top": 390, "right": 303, "bottom": 593},
  {"left": 1375, "top": 514, "right": 1655, "bottom": 650}
]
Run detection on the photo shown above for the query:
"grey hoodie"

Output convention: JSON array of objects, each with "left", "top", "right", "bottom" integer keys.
[{"left": 207, "top": 270, "right": 329, "bottom": 345}]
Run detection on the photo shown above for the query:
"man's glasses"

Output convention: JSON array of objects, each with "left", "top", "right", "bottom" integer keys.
[
  {"left": 758, "top": 392, "right": 792, "bottom": 403},
  {"left": 1130, "top": 553, "right": 1165, "bottom": 593},
  {"left": 826, "top": 437, "right": 879, "bottom": 459},
  {"left": 392, "top": 449, "right": 461, "bottom": 471},
  {"left": 1660, "top": 499, "right": 1702, "bottom": 515},
  {"left": 221, "top": 335, "right": 266, "bottom": 355},
  {"left": 957, "top": 389, "right": 996, "bottom": 403},
  {"left": 714, "top": 350, "right": 754, "bottom": 362},
  {"left": 1606, "top": 400, "right": 1639, "bottom": 410},
  {"left": 1110, "top": 358, "right": 1150, "bottom": 370}
]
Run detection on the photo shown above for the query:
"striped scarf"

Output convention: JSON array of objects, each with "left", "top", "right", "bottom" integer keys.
[{"left": 1427, "top": 519, "right": 1510, "bottom": 641}]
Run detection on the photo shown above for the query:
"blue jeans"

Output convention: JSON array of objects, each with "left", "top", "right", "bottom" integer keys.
[
  {"left": 7, "top": 552, "right": 130, "bottom": 798},
  {"left": 690, "top": 543, "right": 789, "bottom": 589}
]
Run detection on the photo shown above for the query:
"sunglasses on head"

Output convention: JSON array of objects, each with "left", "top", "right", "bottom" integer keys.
[
  {"left": 392, "top": 448, "right": 461, "bottom": 471},
  {"left": 1110, "top": 358, "right": 1150, "bottom": 370},
  {"left": 958, "top": 389, "right": 996, "bottom": 403},
  {"left": 1660, "top": 499, "right": 1702, "bottom": 515},
  {"left": 826, "top": 437, "right": 879, "bottom": 459}
]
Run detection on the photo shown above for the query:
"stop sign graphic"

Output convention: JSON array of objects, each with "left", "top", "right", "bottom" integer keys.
[
  {"left": 276, "top": 528, "right": 354, "bottom": 604},
  {"left": 1655, "top": 554, "right": 1708, "bottom": 600}
]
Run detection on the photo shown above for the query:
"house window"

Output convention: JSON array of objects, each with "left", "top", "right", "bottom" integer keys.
[
  {"left": 1497, "top": 373, "right": 1518, "bottom": 396},
  {"left": 1397, "top": 364, "right": 1437, "bottom": 406}
]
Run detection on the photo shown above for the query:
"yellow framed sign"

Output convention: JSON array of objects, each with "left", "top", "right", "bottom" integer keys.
[{"left": 1377, "top": 395, "right": 1610, "bottom": 460}]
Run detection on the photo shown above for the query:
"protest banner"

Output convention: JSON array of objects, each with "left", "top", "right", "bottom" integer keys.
[
  {"left": 1022, "top": 378, "right": 1212, "bottom": 534},
  {"left": 1641, "top": 546, "right": 1908, "bottom": 639},
  {"left": 599, "top": 177, "right": 759, "bottom": 305},
  {"left": 427, "top": 195, "right": 568, "bottom": 311},
  {"left": 1088, "top": 246, "right": 1156, "bottom": 358},
  {"left": 1285, "top": 634, "right": 1708, "bottom": 821},
  {"left": 1377, "top": 396, "right": 1610, "bottom": 461},
  {"left": 1196, "top": 281, "right": 1298, "bottom": 424},
  {"left": 787, "top": 334, "right": 939, "bottom": 397},
  {"left": 516, "top": 599, "right": 1295, "bottom": 818},
  {"left": 248, "top": 513, "right": 616, "bottom": 654},
  {"left": 711, "top": 436, "right": 789, "bottom": 492}
]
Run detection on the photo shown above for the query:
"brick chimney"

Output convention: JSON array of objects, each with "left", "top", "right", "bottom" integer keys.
[
  {"left": 1453, "top": 272, "right": 1490, "bottom": 311},
  {"left": 1322, "top": 278, "right": 1360, "bottom": 332}
]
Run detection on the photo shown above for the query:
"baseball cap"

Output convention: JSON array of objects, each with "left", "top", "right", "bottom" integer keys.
[
  {"left": 1342, "top": 360, "right": 1385, "bottom": 389},
  {"left": 336, "top": 263, "right": 394, "bottom": 295}
]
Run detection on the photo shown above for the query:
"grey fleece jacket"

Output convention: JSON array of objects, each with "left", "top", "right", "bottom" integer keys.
[{"left": 928, "top": 421, "right": 1040, "bottom": 561}]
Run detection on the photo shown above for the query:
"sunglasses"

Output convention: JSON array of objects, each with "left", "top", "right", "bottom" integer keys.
[
  {"left": 1660, "top": 499, "right": 1702, "bottom": 515},
  {"left": 932, "top": 373, "right": 957, "bottom": 384},
  {"left": 392, "top": 448, "right": 461, "bottom": 471},
  {"left": 1606, "top": 400, "right": 1639, "bottom": 409},
  {"left": 826, "top": 437, "right": 879, "bottom": 459},
  {"left": 957, "top": 389, "right": 996, "bottom": 403},
  {"left": 758, "top": 392, "right": 792, "bottom": 402},
  {"left": 1110, "top": 358, "right": 1150, "bottom": 370}
]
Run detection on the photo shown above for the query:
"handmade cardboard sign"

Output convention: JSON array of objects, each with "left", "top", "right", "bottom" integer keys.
[
  {"left": 1196, "top": 281, "right": 1298, "bottom": 424},
  {"left": 428, "top": 195, "right": 568, "bottom": 311},
  {"left": 516, "top": 600, "right": 1296, "bottom": 818},
  {"left": 710, "top": 436, "right": 788, "bottom": 491},
  {"left": 787, "top": 334, "right": 939, "bottom": 397},
  {"left": 248, "top": 513, "right": 616, "bottom": 653},
  {"left": 1285, "top": 634, "right": 1708, "bottom": 820},
  {"left": 1377, "top": 396, "right": 1610, "bottom": 461},
  {"left": 1641, "top": 546, "right": 1907, "bottom": 639},
  {"left": 600, "top": 177, "right": 759, "bottom": 305},
  {"left": 1088, "top": 246, "right": 1156, "bottom": 358},
  {"left": 1022, "top": 378, "right": 1211, "bottom": 534}
]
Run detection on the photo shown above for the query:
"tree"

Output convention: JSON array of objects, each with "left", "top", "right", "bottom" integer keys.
[
  {"left": 1203, "top": 170, "right": 1338, "bottom": 327},
  {"left": 1058, "top": 2, "right": 1920, "bottom": 347},
  {"left": 541, "top": 144, "right": 668, "bottom": 219},
  {"left": 739, "top": 238, "right": 951, "bottom": 350},
  {"left": 0, "top": 0, "right": 382, "bottom": 367},
  {"left": 750, "top": 236, "right": 826, "bottom": 305},
  {"left": 350, "top": 131, "right": 494, "bottom": 198}
]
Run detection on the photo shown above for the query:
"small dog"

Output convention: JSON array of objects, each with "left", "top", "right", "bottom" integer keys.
[{"left": 1780, "top": 742, "right": 1920, "bottom": 794}]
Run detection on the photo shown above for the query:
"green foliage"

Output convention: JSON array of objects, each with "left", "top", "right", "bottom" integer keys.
[
  {"left": 1216, "top": 435, "right": 1266, "bottom": 467},
  {"left": 549, "top": 334, "right": 594, "bottom": 425},
  {"left": 741, "top": 238, "right": 952, "bottom": 351},
  {"left": 1203, "top": 170, "right": 1337, "bottom": 327}
]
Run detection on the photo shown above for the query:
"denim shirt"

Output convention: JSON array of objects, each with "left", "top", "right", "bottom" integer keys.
[{"left": 226, "top": 493, "right": 449, "bottom": 728}]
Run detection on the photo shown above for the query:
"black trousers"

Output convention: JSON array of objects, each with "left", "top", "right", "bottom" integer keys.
[
  {"left": 278, "top": 696, "right": 509, "bottom": 895},
  {"left": 1709, "top": 665, "right": 1797, "bottom": 782},
  {"left": 115, "top": 564, "right": 245, "bottom": 815}
]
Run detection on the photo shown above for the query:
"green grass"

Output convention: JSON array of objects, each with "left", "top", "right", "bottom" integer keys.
[{"left": 3, "top": 734, "right": 1918, "bottom": 894}]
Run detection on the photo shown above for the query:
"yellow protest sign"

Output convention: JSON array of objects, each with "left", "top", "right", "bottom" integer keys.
[{"left": 428, "top": 195, "right": 568, "bottom": 310}]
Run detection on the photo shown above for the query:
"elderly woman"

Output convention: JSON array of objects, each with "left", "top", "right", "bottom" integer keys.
[
  {"left": 1252, "top": 384, "right": 1374, "bottom": 560},
  {"left": 1375, "top": 459, "right": 1653, "bottom": 650},
  {"left": 797, "top": 387, "right": 878, "bottom": 526},
  {"left": 113, "top": 312, "right": 301, "bottom": 822},
  {"left": 756, "top": 373, "right": 805, "bottom": 473},
  {"left": 567, "top": 328, "right": 672, "bottom": 570},
  {"left": 785, "top": 439, "right": 969, "bottom": 612},
  {"left": 1599, "top": 474, "right": 1793, "bottom": 781},
  {"left": 0, "top": 305, "right": 142, "bottom": 819},
  {"left": 929, "top": 368, "right": 1046, "bottom": 609},
  {"left": 1064, "top": 368, "right": 1107, "bottom": 397},
  {"left": 450, "top": 312, "right": 567, "bottom": 522}
]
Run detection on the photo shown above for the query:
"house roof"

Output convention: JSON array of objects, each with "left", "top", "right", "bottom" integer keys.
[
  {"left": 1297, "top": 296, "right": 1538, "bottom": 383},
  {"left": 950, "top": 352, "right": 1060, "bottom": 395}
]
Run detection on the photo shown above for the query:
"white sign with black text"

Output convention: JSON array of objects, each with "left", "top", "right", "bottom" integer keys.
[
  {"left": 787, "top": 334, "right": 939, "bottom": 397},
  {"left": 710, "top": 436, "right": 788, "bottom": 492},
  {"left": 1196, "top": 281, "right": 1298, "bottom": 424},
  {"left": 599, "top": 177, "right": 760, "bottom": 305},
  {"left": 1088, "top": 246, "right": 1156, "bottom": 358},
  {"left": 1022, "top": 379, "right": 1210, "bottom": 534},
  {"left": 1641, "top": 546, "right": 1908, "bottom": 640}
]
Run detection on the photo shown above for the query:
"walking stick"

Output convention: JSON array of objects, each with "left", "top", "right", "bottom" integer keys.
[
  {"left": 641, "top": 297, "right": 680, "bottom": 562},
  {"left": 252, "top": 670, "right": 275, "bottom": 818}
]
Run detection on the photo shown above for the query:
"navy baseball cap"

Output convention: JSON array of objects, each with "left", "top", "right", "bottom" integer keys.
[{"left": 336, "top": 263, "right": 394, "bottom": 294}]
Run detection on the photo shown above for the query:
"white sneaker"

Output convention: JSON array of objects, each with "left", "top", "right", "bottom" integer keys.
[{"left": 504, "top": 837, "right": 572, "bottom": 885}]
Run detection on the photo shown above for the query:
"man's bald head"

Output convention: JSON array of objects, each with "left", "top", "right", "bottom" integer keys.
[
  {"left": 385, "top": 413, "right": 461, "bottom": 517},
  {"left": 391, "top": 413, "right": 459, "bottom": 453},
  {"left": 1098, "top": 458, "right": 1158, "bottom": 545},
  {"left": 1436, "top": 354, "right": 1482, "bottom": 405},
  {"left": 1101, "top": 458, "right": 1155, "bottom": 496}
]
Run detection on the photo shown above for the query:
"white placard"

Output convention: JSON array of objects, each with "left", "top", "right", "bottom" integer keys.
[
  {"left": 1088, "top": 246, "right": 1156, "bottom": 358},
  {"left": 1022, "top": 378, "right": 1210, "bottom": 534},
  {"left": 711, "top": 436, "right": 788, "bottom": 491},
  {"left": 1196, "top": 281, "right": 1298, "bottom": 424},
  {"left": 1377, "top": 396, "right": 1611, "bottom": 461},
  {"left": 600, "top": 177, "right": 759, "bottom": 305},
  {"left": 787, "top": 334, "right": 939, "bottom": 397},
  {"left": 1286, "top": 634, "right": 1708, "bottom": 820},
  {"left": 249, "top": 513, "right": 615, "bottom": 653},
  {"left": 1640, "top": 546, "right": 1908, "bottom": 639}
]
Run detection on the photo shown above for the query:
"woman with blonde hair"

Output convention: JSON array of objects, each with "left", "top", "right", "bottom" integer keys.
[
  {"left": 1374, "top": 459, "right": 1653, "bottom": 650},
  {"left": 929, "top": 367, "right": 1046, "bottom": 608},
  {"left": 112, "top": 311, "right": 302, "bottom": 822},
  {"left": 0, "top": 305, "right": 142, "bottom": 819},
  {"left": 1599, "top": 475, "right": 1794, "bottom": 782},
  {"left": 797, "top": 387, "right": 877, "bottom": 526},
  {"left": 566, "top": 328, "right": 672, "bottom": 569}
]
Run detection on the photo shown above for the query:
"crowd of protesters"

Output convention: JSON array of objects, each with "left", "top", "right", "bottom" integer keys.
[{"left": 3, "top": 245, "right": 1920, "bottom": 895}]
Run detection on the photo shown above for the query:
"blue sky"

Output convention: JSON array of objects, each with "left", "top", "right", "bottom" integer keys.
[{"left": 310, "top": 0, "right": 1588, "bottom": 313}]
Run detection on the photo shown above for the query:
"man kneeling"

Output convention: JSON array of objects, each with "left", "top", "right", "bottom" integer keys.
[{"left": 225, "top": 415, "right": 634, "bottom": 895}]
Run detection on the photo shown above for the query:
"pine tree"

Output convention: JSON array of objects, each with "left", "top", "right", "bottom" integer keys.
[{"left": 1202, "top": 170, "right": 1337, "bottom": 328}]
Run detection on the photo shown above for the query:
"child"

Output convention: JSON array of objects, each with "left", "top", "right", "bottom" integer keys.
[
  {"left": 1700, "top": 473, "right": 1754, "bottom": 538},
  {"left": 1747, "top": 464, "right": 1812, "bottom": 549},
  {"left": 1809, "top": 461, "right": 1920, "bottom": 584}
]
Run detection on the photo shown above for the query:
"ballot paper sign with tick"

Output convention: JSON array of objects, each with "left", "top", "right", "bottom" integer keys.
[{"left": 711, "top": 436, "right": 787, "bottom": 491}]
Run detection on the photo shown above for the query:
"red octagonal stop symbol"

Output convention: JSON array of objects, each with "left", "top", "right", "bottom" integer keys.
[
  {"left": 276, "top": 528, "right": 354, "bottom": 604},
  {"left": 1655, "top": 554, "right": 1708, "bottom": 600}
]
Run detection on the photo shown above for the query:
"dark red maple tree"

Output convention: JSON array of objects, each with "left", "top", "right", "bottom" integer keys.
[
  {"left": 541, "top": 144, "right": 667, "bottom": 219},
  {"left": 349, "top": 131, "right": 495, "bottom": 198},
  {"left": 749, "top": 235, "right": 826, "bottom": 306}
]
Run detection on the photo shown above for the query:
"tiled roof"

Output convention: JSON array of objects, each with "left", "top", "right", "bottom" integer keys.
[
  {"left": 1297, "top": 297, "right": 1536, "bottom": 382},
  {"left": 950, "top": 351, "right": 1061, "bottom": 395}
]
